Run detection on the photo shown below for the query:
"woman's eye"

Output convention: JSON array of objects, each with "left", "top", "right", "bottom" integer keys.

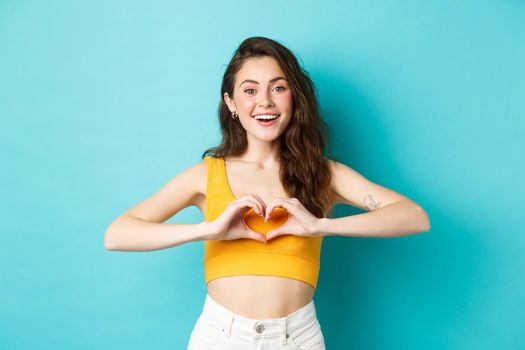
[{"left": 244, "top": 86, "right": 285, "bottom": 95}]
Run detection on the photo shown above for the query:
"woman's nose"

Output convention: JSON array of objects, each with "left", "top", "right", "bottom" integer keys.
[{"left": 257, "top": 90, "right": 274, "bottom": 107}]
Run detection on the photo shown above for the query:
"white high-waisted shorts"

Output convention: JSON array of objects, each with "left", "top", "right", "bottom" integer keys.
[{"left": 187, "top": 293, "right": 326, "bottom": 349}]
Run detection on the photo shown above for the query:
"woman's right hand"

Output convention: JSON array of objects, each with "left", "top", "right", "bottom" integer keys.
[{"left": 207, "top": 195, "right": 267, "bottom": 243}]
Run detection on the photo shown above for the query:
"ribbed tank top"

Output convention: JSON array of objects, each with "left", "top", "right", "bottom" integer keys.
[{"left": 203, "top": 156, "right": 323, "bottom": 289}]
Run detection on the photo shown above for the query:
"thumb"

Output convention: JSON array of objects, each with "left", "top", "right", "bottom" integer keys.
[
  {"left": 245, "top": 229, "right": 267, "bottom": 243},
  {"left": 265, "top": 229, "right": 282, "bottom": 241}
]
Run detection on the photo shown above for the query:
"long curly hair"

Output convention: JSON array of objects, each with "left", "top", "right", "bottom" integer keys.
[{"left": 202, "top": 36, "right": 336, "bottom": 219}]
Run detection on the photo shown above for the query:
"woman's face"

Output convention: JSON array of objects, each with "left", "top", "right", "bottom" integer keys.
[{"left": 224, "top": 56, "right": 294, "bottom": 142}]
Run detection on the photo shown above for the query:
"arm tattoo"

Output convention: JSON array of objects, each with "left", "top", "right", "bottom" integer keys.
[{"left": 364, "top": 194, "right": 381, "bottom": 211}]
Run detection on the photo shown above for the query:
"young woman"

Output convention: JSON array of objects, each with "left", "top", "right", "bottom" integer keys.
[{"left": 104, "top": 37, "right": 431, "bottom": 350}]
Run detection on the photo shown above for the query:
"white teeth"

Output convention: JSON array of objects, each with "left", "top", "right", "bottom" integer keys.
[{"left": 254, "top": 114, "right": 279, "bottom": 120}]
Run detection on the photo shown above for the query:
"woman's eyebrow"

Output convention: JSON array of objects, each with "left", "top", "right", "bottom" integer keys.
[{"left": 240, "top": 76, "right": 287, "bottom": 86}]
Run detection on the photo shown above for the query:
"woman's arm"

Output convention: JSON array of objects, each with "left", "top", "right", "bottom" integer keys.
[
  {"left": 317, "top": 200, "right": 430, "bottom": 238},
  {"left": 104, "top": 217, "right": 214, "bottom": 251},
  {"left": 318, "top": 160, "right": 431, "bottom": 238},
  {"left": 104, "top": 160, "right": 212, "bottom": 251}
]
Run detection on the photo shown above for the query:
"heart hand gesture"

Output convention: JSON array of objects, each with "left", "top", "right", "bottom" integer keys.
[
  {"left": 263, "top": 198, "right": 323, "bottom": 240},
  {"left": 208, "top": 195, "right": 268, "bottom": 243}
]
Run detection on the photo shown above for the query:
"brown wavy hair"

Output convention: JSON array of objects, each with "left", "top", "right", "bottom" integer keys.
[{"left": 202, "top": 36, "right": 336, "bottom": 219}]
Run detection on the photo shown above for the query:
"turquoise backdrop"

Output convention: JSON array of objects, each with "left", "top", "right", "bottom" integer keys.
[{"left": 1, "top": 1, "right": 524, "bottom": 349}]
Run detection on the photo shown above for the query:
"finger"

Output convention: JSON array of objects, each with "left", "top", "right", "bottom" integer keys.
[
  {"left": 266, "top": 228, "right": 285, "bottom": 240},
  {"left": 251, "top": 194, "right": 266, "bottom": 216},
  {"left": 245, "top": 229, "right": 267, "bottom": 243},
  {"left": 245, "top": 196, "right": 264, "bottom": 216},
  {"left": 264, "top": 198, "right": 293, "bottom": 221},
  {"left": 234, "top": 197, "right": 263, "bottom": 216}
]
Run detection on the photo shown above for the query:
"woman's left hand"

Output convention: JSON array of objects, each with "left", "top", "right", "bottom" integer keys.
[{"left": 264, "top": 198, "right": 323, "bottom": 240}]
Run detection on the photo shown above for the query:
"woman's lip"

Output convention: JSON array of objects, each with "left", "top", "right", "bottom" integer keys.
[
  {"left": 252, "top": 113, "right": 280, "bottom": 117},
  {"left": 255, "top": 117, "right": 279, "bottom": 127}
]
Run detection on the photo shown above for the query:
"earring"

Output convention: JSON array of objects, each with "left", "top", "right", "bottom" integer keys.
[{"left": 231, "top": 111, "right": 238, "bottom": 119}]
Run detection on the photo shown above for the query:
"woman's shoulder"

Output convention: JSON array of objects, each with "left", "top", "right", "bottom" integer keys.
[
  {"left": 171, "top": 157, "right": 210, "bottom": 197},
  {"left": 324, "top": 156, "right": 340, "bottom": 172}
]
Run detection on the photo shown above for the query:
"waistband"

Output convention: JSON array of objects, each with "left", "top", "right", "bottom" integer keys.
[{"left": 200, "top": 293, "right": 318, "bottom": 344}]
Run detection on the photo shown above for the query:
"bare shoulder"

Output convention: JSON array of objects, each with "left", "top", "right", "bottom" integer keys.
[
  {"left": 189, "top": 157, "right": 208, "bottom": 196},
  {"left": 326, "top": 158, "right": 417, "bottom": 211},
  {"left": 161, "top": 157, "right": 208, "bottom": 197},
  {"left": 121, "top": 158, "right": 208, "bottom": 223}
]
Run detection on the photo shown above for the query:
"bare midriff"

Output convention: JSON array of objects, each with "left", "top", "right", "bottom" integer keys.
[{"left": 206, "top": 275, "right": 315, "bottom": 319}]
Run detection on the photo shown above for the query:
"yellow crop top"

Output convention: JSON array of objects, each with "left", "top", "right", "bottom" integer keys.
[{"left": 203, "top": 155, "right": 323, "bottom": 289}]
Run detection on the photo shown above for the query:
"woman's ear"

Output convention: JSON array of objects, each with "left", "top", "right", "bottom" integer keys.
[{"left": 223, "top": 92, "right": 234, "bottom": 112}]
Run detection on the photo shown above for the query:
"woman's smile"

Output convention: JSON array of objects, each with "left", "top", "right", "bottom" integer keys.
[
  {"left": 253, "top": 113, "right": 281, "bottom": 127},
  {"left": 254, "top": 116, "right": 280, "bottom": 127}
]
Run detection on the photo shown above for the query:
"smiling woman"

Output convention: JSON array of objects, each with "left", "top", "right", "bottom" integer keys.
[
  {"left": 104, "top": 36, "right": 430, "bottom": 350},
  {"left": 223, "top": 55, "right": 297, "bottom": 152}
]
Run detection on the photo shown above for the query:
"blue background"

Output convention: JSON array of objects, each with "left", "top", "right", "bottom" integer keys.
[{"left": 1, "top": 1, "right": 524, "bottom": 349}]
